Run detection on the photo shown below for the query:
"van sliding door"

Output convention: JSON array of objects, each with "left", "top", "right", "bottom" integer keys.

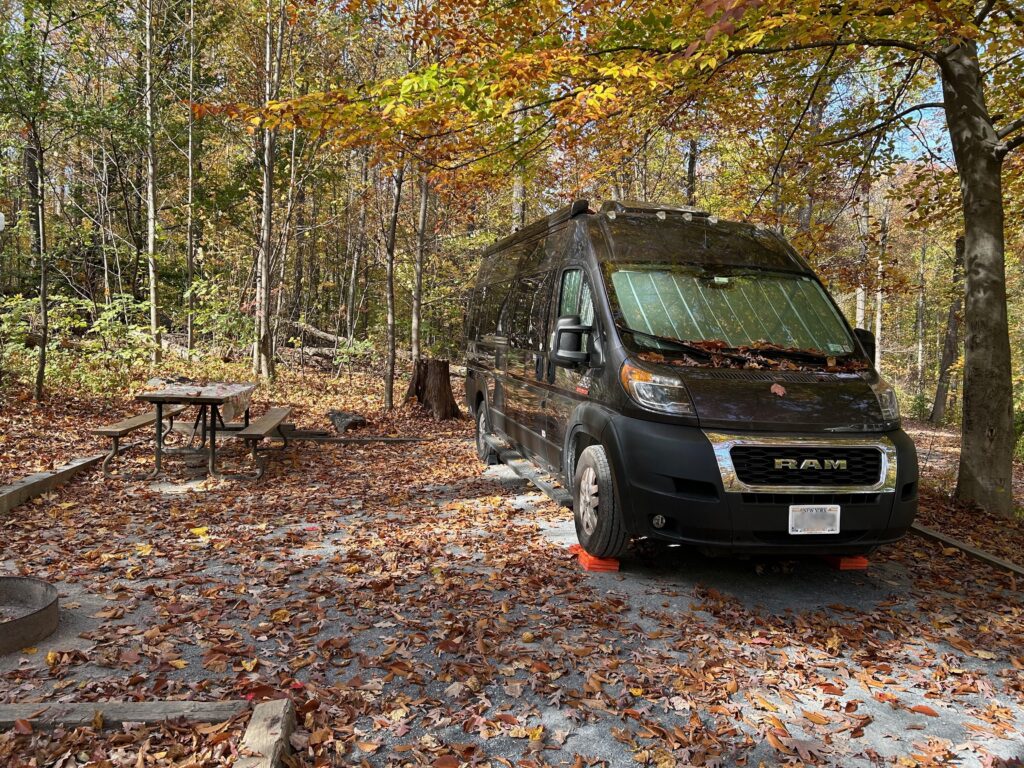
[{"left": 504, "top": 270, "right": 554, "bottom": 461}]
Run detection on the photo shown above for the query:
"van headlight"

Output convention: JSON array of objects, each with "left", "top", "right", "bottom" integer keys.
[
  {"left": 620, "top": 361, "right": 695, "bottom": 416},
  {"left": 871, "top": 377, "right": 901, "bottom": 423}
]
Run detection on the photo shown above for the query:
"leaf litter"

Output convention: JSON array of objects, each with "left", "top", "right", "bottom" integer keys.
[{"left": 1, "top": 370, "right": 1023, "bottom": 766}]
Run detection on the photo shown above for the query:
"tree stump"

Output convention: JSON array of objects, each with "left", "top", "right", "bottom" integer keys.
[{"left": 405, "top": 358, "right": 461, "bottom": 421}]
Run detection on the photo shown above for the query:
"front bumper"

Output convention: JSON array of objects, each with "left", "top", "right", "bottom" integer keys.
[{"left": 602, "top": 416, "right": 918, "bottom": 554}]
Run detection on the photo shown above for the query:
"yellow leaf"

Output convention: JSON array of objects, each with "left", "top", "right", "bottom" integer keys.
[
  {"left": 46, "top": 651, "right": 59, "bottom": 667},
  {"left": 22, "top": 647, "right": 37, "bottom": 655},
  {"left": 190, "top": 526, "right": 209, "bottom": 538},
  {"left": 241, "top": 658, "right": 258, "bottom": 672},
  {"left": 135, "top": 543, "right": 153, "bottom": 556},
  {"left": 169, "top": 659, "right": 188, "bottom": 669},
  {"left": 271, "top": 608, "right": 291, "bottom": 623}
]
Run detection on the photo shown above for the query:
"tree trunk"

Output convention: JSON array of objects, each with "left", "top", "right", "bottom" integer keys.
[
  {"left": 915, "top": 238, "right": 926, "bottom": 401},
  {"left": 938, "top": 41, "right": 1014, "bottom": 516},
  {"left": 26, "top": 137, "right": 47, "bottom": 401},
  {"left": 383, "top": 160, "right": 406, "bottom": 410},
  {"left": 686, "top": 138, "right": 698, "bottom": 206},
  {"left": 930, "top": 237, "right": 964, "bottom": 424},
  {"left": 184, "top": 0, "right": 197, "bottom": 353},
  {"left": 253, "top": 0, "right": 284, "bottom": 380},
  {"left": 511, "top": 102, "right": 526, "bottom": 231},
  {"left": 346, "top": 152, "right": 368, "bottom": 342},
  {"left": 873, "top": 203, "right": 887, "bottom": 371},
  {"left": 411, "top": 170, "right": 429, "bottom": 363},
  {"left": 144, "top": 0, "right": 161, "bottom": 363},
  {"left": 854, "top": 286, "right": 865, "bottom": 329},
  {"left": 405, "top": 358, "right": 460, "bottom": 421}
]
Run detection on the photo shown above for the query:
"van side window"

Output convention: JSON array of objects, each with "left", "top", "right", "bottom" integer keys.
[
  {"left": 480, "top": 280, "right": 511, "bottom": 337},
  {"left": 559, "top": 269, "right": 595, "bottom": 327},
  {"left": 508, "top": 272, "right": 553, "bottom": 349}
]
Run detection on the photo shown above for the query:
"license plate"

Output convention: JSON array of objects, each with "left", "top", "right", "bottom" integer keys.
[{"left": 789, "top": 504, "right": 840, "bottom": 535}]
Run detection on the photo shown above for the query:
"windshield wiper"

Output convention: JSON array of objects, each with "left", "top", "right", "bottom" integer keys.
[
  {"left": 738, "top": 344, "right": 852, "bottom": 363},
  {"left": 615, "top": 325, "right": 738, "bottom": 361}
]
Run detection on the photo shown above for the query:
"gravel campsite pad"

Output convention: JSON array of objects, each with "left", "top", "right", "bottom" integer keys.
[{"left": 1, "top": 378, "right": 1023, "bottom": 767}]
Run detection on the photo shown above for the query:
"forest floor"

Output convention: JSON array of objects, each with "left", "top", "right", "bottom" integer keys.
[{"left": 1, "top": 369, "right": 1023, "bottom": 767}]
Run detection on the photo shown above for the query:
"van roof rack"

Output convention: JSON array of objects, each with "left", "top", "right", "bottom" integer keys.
[
  {"left": 600, "top": 200, "right": 710, "bottom": 217},
  {"left": 486, "top": 199, "right": 590, "bottom": 255}
]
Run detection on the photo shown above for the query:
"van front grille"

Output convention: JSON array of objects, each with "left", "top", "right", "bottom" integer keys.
[{"left": 731, "top": 446, "right": 882, "bottom": 487}]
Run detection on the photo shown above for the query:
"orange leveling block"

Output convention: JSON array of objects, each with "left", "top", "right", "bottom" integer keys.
[
  {"left": 569, "top": 544, "right": 620, "bottom": 572},
  {"left": 821, "top": 554, "right": 870, "bottom": 571}
]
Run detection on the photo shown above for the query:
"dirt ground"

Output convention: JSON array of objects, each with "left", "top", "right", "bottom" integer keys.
[{"left": 1, "top": 377, "right": 1023, "bottom": 767}]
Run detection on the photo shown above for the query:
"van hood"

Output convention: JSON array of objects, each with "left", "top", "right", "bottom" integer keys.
[{"left": 678, "top": 369, "right": 891, "bottom": 433}]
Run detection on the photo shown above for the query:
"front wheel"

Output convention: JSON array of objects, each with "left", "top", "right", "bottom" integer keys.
[
  {"left": 573, "top": 445, "right": 629, "bottom": 558},
  {"left": 475, "top": 405, "right": 499, "bottom": 465}
]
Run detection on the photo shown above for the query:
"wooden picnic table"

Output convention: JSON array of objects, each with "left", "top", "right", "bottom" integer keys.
[{"left": 136, "top": 381, "right": 256, "bottom": 478}]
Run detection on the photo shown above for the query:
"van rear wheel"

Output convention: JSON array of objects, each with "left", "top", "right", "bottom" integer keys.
[
  {"left": 476, "top": 405, "right": 499, "bottom": 465},
  {"left": 573, "top": 445, "right": 629, "bottom": 559}
]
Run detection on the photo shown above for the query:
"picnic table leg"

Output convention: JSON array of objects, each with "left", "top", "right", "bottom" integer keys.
[
  {"left": 208, "top": 404, "right": 221, "bottom": 478},
  {"left": 244, "top": 408, "right": 250, "bottom": 428},
  {"left": 147, "top": 403, "right": 163, "bottom": 479}
]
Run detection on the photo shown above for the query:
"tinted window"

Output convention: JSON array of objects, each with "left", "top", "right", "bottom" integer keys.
[
  {"left": 507, "top": 272, "right": 552, "bottom": 349},
  {"left": 478, "top": 280, "right": 511, "bottom": 337}
]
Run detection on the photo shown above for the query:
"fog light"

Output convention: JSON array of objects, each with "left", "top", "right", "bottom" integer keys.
[{"left": 652, "top": 515, "right": 666, "bottom": 529}]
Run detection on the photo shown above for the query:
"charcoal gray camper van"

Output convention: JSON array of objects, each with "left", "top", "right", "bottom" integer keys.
[{"left": 464, "top": 200, "right": 917, "bottom": 558}]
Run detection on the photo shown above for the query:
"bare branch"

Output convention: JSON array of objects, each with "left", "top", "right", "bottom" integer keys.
[
  {"left": 1000, "top": 132, "right": 1024, "bottom": 156},
  {"left": 974, "top": 0, "right": 998, "bottom": 25},
  {"left": 996, "top": 114, "right": 1024, "bottom": 139},
  {"left": 818, "top": 102, "right": 944, "bottom": 146}
]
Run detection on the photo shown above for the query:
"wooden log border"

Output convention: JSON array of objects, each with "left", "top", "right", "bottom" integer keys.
[
  {"left": 0, "top": 454, "right": 105, "bottom": 516},
  {"left": 910, "top": 522, "right": 1024, "bottom": 584},
  {"left": 1, "top": 697, "right": 296, "bottom": 767}
]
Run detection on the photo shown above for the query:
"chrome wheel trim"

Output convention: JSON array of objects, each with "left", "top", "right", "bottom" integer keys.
[{"left": 578, "top": 465, "right": 599, "bottom": 536}]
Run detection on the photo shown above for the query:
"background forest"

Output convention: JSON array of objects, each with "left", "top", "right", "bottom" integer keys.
[{"left": 1, "top": 0, "right": 1022, "bottom": 512}]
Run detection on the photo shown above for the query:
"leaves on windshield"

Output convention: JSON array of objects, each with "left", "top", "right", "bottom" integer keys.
[{"left": 638, "top": 340, "right": 870, "bottom": 373}]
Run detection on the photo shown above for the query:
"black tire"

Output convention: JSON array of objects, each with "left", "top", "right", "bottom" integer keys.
[
  {"left": 573, "top": 445, "right": 629, "bottom": 558},
  {"left": 475, "top": 404, "right": 499, "bottom": 465}
]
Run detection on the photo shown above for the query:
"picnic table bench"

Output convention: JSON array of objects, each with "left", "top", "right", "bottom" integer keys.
[
  {"left": 238, "top": 406, "right": 293, "bottom": 479},
  {"left": 92, "top": 405, "right": 187, "bottom": 478}
]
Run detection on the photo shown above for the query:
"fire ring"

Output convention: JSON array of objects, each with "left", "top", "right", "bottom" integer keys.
[{"left": 0, "top": 577, "right": 59, "bottom": 656}]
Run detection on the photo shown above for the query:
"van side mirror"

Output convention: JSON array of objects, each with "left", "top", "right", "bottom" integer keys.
[
  {"left": 854, "top": 328, "right": 876, "bottom": 363},
  {"left": 551, "top": 314, "right": 591, "bottom": 367}
]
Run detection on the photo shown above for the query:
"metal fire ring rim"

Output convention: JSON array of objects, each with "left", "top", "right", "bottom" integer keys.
[{"left": 0, "top": 576, "right": 59, "bottom": 656}]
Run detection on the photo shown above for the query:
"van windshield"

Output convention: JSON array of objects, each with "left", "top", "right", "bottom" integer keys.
[{"left": 607, "top": 266, "right": 856, "bottom": 357}]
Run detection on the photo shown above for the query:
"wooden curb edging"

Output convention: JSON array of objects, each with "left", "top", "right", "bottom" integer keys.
[
  {"left": 237, "top": 698, "right": 296, "bottom": 768},
  {"left": 0, "top": 453, "right": 105, "bottom": 515},
  {"left": 0, "top": 699, "right": 249, "bottom": 729},
  {"left": 0, "top": 698, "right": 296, "bottom": 767},
  {"left": 910, "top": 522, "right": 1024, "bottom": 582}
]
